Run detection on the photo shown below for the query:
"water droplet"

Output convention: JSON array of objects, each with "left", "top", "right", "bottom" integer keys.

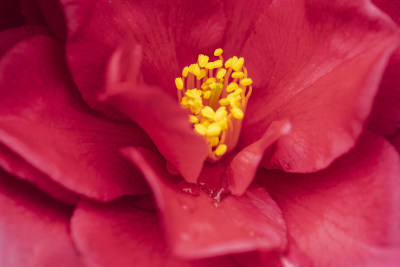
[
  {"left": 178, "top": 181, "right": 200, "bottom": 196},
  {"left": 213, "top": 201, "right": 220, "bottom": 208},
  {"left": 182, "top": 204, "right": 189, "bottom": 211},
  {"left": 249, "top": 231, "right": 255, "bottom": 237},
  {"left": 213, "top": 188, "right": 225, "bottom": 201}
]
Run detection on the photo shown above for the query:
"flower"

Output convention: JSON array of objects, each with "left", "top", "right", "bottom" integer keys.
[{"left": 0, "top": 0, "right": 399, "bottom": 266}]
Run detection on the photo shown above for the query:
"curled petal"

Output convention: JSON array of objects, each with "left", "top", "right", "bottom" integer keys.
[
  {"left": 257, "top": 132, "right": 400, "bottom": 266},
  {"left": 122, "top": 147, "right": 287, "bottom": 259},
  {"left": 72, "top": 197, "right": 243, "bottom": 267},
  {"left": 241, "top": 0, "right": 400, "bottom": 173},
  {"left": 60, "top": 0, "right": 226, "bottom": 115},
  {"left": 101, "top": 45, "right": 208, "bottom": 183},
  {"left": 0, "top": 170, "right": 84, "bottom": 267},
  {"left": 0, "top": 35, "right": 151, "bottom": 201}
]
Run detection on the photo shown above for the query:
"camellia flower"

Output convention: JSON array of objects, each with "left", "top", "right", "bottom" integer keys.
[{"left": 0, "top": 0, "right": 400, "bottom": 266}]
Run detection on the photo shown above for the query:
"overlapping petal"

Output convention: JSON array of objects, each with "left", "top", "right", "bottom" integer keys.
[
  {"left": 0, "top": 170, "right": 84, "bottom": 267},
  {"left": 390, "top": 131, "right": 400, "bottom": 152},
  {"left": 368, "top": 0, "right": 400, "bottom": 137},
  {"left": 37, "top": 0, "right": 67, "bottom": 40},
  {"left": 100, "top": 44, "right": 208, "bottom": 183},
  {"left": 197, "top": 120, "right": 291, "bottom": 198},
  {"left": 0, "top": 144, "right": 79, "bottom": 205},
  {"left": 368, "top": 53, "right": 400, "bottom": 137},
  {"left": 122, "top": 147, "right": 287, "bottom": 259},
  {"left": 59, "top": 0, "right": 226, "bottom": 115},
  {"left": 71, "top": 197, "right": 245, "bottom": 267},
  {"left": 0, "top": 0, "right": 24, "bottom": 31},
  {"left": 0, "top": 35, "right": 152, "bottom": 201},
  {"left": 241, "top": 0, "right": 399, "bottom": 173},
  {"left": 257, "top": 132, "right": 400, "bottom": 266},
  {"left": 0, "top": 25, "right": 49, "bottom": 58}
]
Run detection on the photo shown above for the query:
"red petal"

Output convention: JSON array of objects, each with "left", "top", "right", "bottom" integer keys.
[
  {"left": 222, "top": 0, "right": 271, "bottom": 56},
  {"left": 0, "top": 170, "right": 84, "bottom": 267},
  {"left": 101, "top": 82, "right": 208, "bottom": 183},
  {"left": 37, "top": 0, "right": 67, "bottom": 40},
  {"left": 257, "top": 132, "right": 400, "bottom": 266},
  {"left": 0, "top": 143, "right": 79, "bottom": 205},
  {"left": 0, "top": 35, "right": 151, "bottom": 201},
  {"left": 390, "top": 131, "right": 400, "bottom": 153},
  {"left": 122, "top": 147, "right": 287, "bottom": 259},
  {"left": 0, "top": 0, "right": 24, "bottom": 31},
  {"left": 372, "top": 0, "right": 400, "bottom": 25},
  {"left": 368, "top": 0, "right": 400, "bottom": 137},
  {"left": 72, "top": 197, "right": 244, "bottom": 267},
  {"left": 241, "top": 0, "right": 399, "bottom": 173},
  {"left": 0, "top": 25, "right": 49, "bottom": 57},
  {"left": 18, "top": 0, "right": 45, "bottom": 25},
  {"left": 229, "top": 120, "right": 291, "bottom": 195},
  {"left": 60, "top": 0, "right": 226, "bottom": 115},
  {"left": 368, "top": 52, "right": 400, "bottom": 137},
  {"left": 197, "top": 120, "right": 291, "bottom": 198}
]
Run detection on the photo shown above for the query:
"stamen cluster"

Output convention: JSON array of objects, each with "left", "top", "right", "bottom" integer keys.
[{"left": 175, "top": 49, "right": 252, "bottom": 161}]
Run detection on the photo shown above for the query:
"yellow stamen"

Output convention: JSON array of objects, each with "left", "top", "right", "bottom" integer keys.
[
  {"left": 224, "top": 58, "right": 233, "bottom": 69},
  {"left": 209, "top": 136, "right": 220, "bottom": 147},
  {"left": 175, "top": 50, "right": 252, "bottom": 161},
  {"left": 216, "top": 68, "right": 227, "bottom": 80},
  {"left": 232, "top": 57, "right": 244, "bottom": 72},
  {"left": 175, "top": 78, "right": 184, "bottom": 90},
  {"left": 203, "top": 90, "right": 212, "bottom": 99},
  {"left": 215, "top": 144, "right": 227, "bottom": 156},
  {"left": 201, "top": 106, "right": 216, "bottom": 120},
  {"left": 232, "top": 71, "right": 244, "bottom": 79},
  {"left": 206, "top": 123, "right": 222, "bottom": 136},
  {"left": 197, "top": 69, "right": 207, "bottom": 80},
  {"left": 194, "top": 124, "right": 207, "bottom": 135},
  {"left": 226, "top": 82, "right": 239, "bottom": 92},
  {"left": 198, "top": 54, "right": 209, "bottom": 68},
  {"left": 240, "top": 78, "right": 253, "bottom": 86},
  {"left": 214, "top": 48, "right": 223, "bottom": 57},
  {"left": 231, "top": 107, "right": 244, "bottom": 119},
  {"left": 189, "top": 115, "right": 199, "bottom": 124},
  {"left": 182, "top": 67, "right": 189, "bottom": 78}
]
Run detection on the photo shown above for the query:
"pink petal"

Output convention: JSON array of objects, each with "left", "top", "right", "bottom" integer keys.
[
  {"left": 18, "top": 0, "right": 45, "bottom": 25},
  {"left": 122, "top": 147, "right": 287, "bottom": 259},
  {"left": 197, "top": 120, "right": 291, "bottom": 198},
  {"left": 390, "top": 131, "right": 400, "bottom": 153},
  {"left": 0, "top": 35, "right": 151, "bottom": 201},
  {"left": 101, "top": 44, "right": 208, "bottom": 183},
  {"left": 372, "top": 0, "right": 400, "bottom": 25},
  {"left": 0, "top": 143, "right": 79, "bottom": 205},
  {"left": 72, "top": 197, "right": 245, "bottom": 267},
  {"left": 228, "top": 120, "right": 291, "bottom": 195},
  {"left": 37, "top": 0, "right": 67, "bottom": 40},
  {"left": 241, "top": 0, "right": 399, "bottom": 173},
  {"left": 257, "top": 132, "right": 400, "bottom": 266},
  {"left": 60, "top": 0, "right": 226, "bottom": 115},
  {"left": 368, "top": 0, "right": 400, "bottom": 137},
  {"left": 222, "top": 0, "right": 271, "bottom": 56},
  {"left": 0, "top": 25, "right": 49, "bottom": 57},
  {"left": 368, "top": 52, "right": 400, "bottom": 137},
  {"left": 0, "top": 170, "right": 84, "bottom": 267}
]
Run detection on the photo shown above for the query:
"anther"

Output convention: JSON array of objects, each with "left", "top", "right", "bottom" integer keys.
[
  {"left": 175, "top": 49, "right": 252, "bottom": 161},
  {"left": 214, "top": 48, "right": 223, "bottom": 57}
]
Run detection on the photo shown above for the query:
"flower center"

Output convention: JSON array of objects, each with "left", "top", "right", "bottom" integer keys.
[{"left": 175, "top": 48, "right": 252, "bottom": 162}]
